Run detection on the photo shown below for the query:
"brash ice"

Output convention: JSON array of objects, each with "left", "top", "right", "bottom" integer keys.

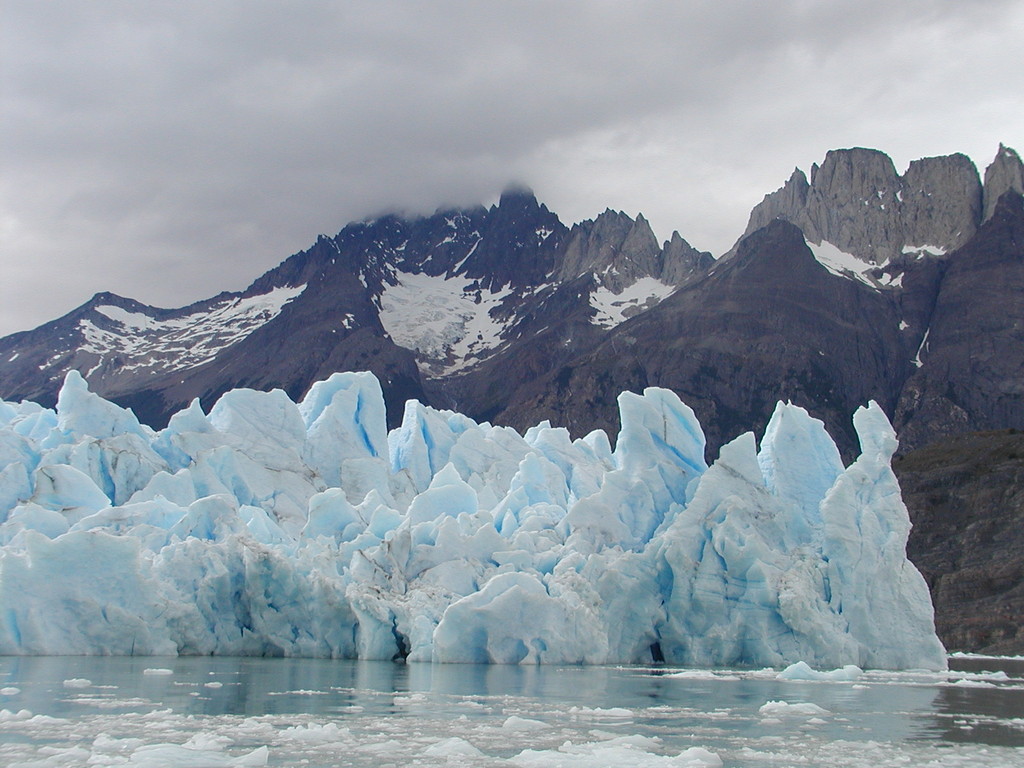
[{"left": 0, "top": 371, "right": 945, "bottom": 669}]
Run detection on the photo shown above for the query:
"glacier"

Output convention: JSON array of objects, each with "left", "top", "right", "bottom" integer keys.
[{"left": 0, "top": 370, "right": 945, "bottom": 669}]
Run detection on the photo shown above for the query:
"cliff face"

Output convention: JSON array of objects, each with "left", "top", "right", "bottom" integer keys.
[
  {"left": 740, "top": 146, "right": 1019, "bottom": 263},
  {"left": 983, "top": 143, "right": 1024, "bottom": 221},
  {"left": 897, "top": 429, "right": 1024, "bottom": 654},
  {"left": 893, "top": 192, "right": 1024, "bottom": 450}
]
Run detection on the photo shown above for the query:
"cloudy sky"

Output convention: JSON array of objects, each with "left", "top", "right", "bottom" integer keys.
[{"left": 2, "top": 1, "right": 1021, "bottom": 337}]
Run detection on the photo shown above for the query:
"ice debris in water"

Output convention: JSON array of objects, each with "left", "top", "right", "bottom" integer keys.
[{"left": 0, "top": 370, "right": 946, "bottom": 669}]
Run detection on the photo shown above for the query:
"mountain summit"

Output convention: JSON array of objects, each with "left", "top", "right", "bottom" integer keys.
[
  {"left": 0, "top": 189, "right": 708, "bottom": 428},
  {"left": 736, "top": 146, "right": 1023, "bottom": 264}
]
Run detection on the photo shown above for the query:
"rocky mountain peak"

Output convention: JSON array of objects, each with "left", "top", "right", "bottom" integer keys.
[
  {"left": 553, "top": 209, "right": 709, "bottom": 294},
  {"left": 661, "top": 232, "right": 714, "bottom": 285},
  {"left": 557, "top": 209, "right": 660, "bottom": 291},
  {"left": 899, "top": 152, "right": 981, "bottom": 251},
  {"left": 983, "top": 143, "right": 1024, "bottom": 221},
  {"left": 495, "top": 183, "right": 538, "bottom": 208},
  {"left": 743, "top": 169, "right": 810, "bottom": 238},
  {"left": 737, "top": 146, "right": 998, "bottom": 264},
  {"left": 801, "top": 148, "right": 902, "bottom": 261},
  {"left": 460, "top": 184, "right": 565, "bottom": 289}
]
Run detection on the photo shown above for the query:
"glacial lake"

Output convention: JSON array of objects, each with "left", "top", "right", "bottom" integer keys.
[{"left": 1, "top": 655, "right": 1022, "bottom": 767}]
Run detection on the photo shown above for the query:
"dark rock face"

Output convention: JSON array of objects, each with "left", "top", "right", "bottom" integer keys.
[
  {"left": 983, "top": 143, "right": 1024, "bottom": 221},
  {"left": 897, "top": 429, "right": 1024, "bottom": 654},
  {"left": 893, "top": 192, "right": 1024, "bottom": 449},
  {"left": 483, "top": 218, "right": 909, "bottom": 459}
]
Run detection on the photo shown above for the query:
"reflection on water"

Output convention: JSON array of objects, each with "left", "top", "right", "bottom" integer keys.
[
  {"left": 1, "top": 655, "right": 1023, "bottom": 767},
  {"left": 928, "top": 655, "right": 1024, "bottom": 746}
]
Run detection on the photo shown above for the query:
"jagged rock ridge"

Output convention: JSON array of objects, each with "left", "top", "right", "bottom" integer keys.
[
  {"left": 0, "top": 188, "right": 710, "bottom": 427},
  {"left": 739, "top": 145, "right": 1022, "bottom": 263}
]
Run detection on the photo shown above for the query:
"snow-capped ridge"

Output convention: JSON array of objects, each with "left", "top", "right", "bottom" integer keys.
[{"left": 77, "top": 284, "right": 307, "bottom": 376}]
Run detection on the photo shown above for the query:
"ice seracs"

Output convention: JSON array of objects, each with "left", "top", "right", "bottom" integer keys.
[{"left": 0, "top": 371, "right": 946, "bottom": 669}]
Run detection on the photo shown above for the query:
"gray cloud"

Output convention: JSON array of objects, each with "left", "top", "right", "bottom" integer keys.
[{"left": 2, "top": 0, "right": 1022, "bottom": 336}]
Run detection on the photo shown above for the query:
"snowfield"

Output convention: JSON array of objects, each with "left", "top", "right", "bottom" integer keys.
[{"left": 76, "top": 285, "right": 307, "bottom": 376}]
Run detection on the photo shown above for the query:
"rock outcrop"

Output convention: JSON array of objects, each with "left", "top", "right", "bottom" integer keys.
[
  {"left": 893, "top": 191, "right": 1024, "bottom": 449},
  {"left": 982, "top": 143, "right": 1024, "bottom": 221},
  {"left": 557, "top": 210, "right": 663, "bottom": 291},
  {"left": 740, "top": 147, "right": 988, "bottom": 262},
  {"left": 661, "top": 231, "right": 715, "bottom": 285},
  {"left": 897, "top": 428, "right": 1024, "bottom": 654},
  {"left": 556, "top": 210, "right": 711, "bottom": 291},
  {"left": 900, "top": 153, "right": 982, "bottom": 250}
]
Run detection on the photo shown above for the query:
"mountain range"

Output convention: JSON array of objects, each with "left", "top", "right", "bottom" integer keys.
[{"left": 2, "top": 143, "right": 1023, "bottom": 653}]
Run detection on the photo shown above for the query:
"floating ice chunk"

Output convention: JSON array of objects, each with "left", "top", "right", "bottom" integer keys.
[
  {"left": 423, "top": 737, "right": 485, "bottom": 757},
  {"left": 676, "top": 747, "right": 723, "bottom": 767},
  {"left": 502, "top": 715, "right": 552, "bottom": 731},
  {"left": 0, "top": 707, "right": 34, "bottom": 721},
  {"left": 124, "top": 743, "right": 269, "bottom": 767},
  {"left": 511, "top": 736, "right": 721, "bottom": 767},
  {"left": 758, "top": 700, "right": 831, "bottom": 717},
  {"left": 278, "top": 721, "right": 350, "bottom": 743},
  {"left": 777, "top": 661, "right": 863, "bottom": 681}
]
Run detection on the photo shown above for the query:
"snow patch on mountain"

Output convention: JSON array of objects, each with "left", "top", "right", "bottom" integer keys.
[
  {"left": 77, "top": 285, "right": 306, "bottom": 374},
  {"left": 902, "top": 244, "right": 948, "bottom": 257},
  {"left": 378, "top": 272, "right": 513, "bottom": 375},
  {"left": 590, "top": 277, "right": 675, "bottom": 328},
  {"left": 913, "top": 328, "right": 931, "bottom": 368},
  {"left": 807, "top": 242, "right": 881, "bottom": 286}
]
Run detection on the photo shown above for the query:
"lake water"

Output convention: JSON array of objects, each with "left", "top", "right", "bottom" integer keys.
[{"left": 1, "top": 655, "right": 1022, "bottom": 767}]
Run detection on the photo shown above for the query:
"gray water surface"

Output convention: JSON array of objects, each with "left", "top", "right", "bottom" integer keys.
[{"left": 1, "top": 655, "right": 1022, "bottom": 766}]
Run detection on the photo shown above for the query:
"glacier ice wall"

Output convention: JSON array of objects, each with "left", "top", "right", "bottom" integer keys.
[{"left": 0, "top": 370, "right": 946, "bottom": 669}]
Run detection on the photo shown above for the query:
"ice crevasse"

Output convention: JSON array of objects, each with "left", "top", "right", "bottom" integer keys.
[{"left": 0, "top": 370, "right": 946, "bottom": 669}]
